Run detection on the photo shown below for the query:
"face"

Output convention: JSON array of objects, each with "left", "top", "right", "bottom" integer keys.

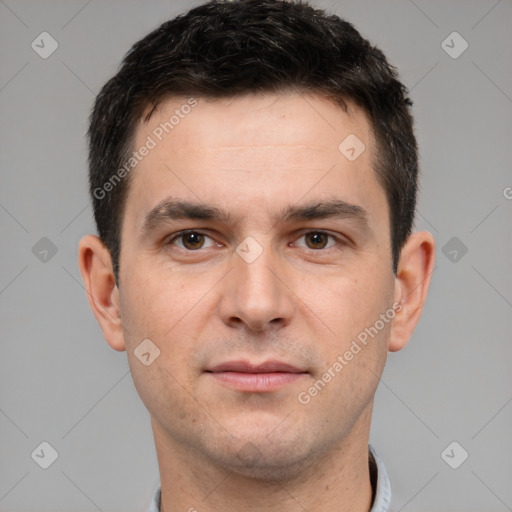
[{"left": 112, "top": 93, "right": 398, "bottom": 478}]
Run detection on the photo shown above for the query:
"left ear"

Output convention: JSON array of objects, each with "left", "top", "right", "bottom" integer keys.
[{"left": 389, "top": 231, "right": 435, "bottom": 352}]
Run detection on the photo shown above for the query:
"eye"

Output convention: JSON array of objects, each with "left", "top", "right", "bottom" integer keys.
[
  {"left": 168, "top": 231, "right": 218, "bottom": 251},
  {"left": 294, "top": 231, "right": 339, "bottom": 250}
]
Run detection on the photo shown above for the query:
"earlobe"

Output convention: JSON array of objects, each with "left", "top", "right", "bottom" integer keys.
[
  {"left": 78, "top": 235, "right": 126, "bottom": 352},
  {"left": 388, "top": 231, "right": 436, "bottom": 352}
]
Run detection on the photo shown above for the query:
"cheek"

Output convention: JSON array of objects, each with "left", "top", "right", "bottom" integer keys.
[
  {"left": 304, "top": 265, "right": 394, "bottom": 404},
  {"left": 129, "top": 356, "right": 206, "bottom": 440},
  {"left": 119, "top": 268, "right": 211, "bottom": 394},
  {"left": 120, "top": 266, "right": 197, "bottom": 342},
  {"left": 120, "top": 274, "right": 205, "bottom": 423},
  {"left": 308, "top": 268, "right": 391, "bottom": 339},
  {"left": 298, "top": 280, "right": 392, "bottom": 429}
]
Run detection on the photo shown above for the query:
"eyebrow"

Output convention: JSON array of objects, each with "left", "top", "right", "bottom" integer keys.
[
  {"left": 281, "top": 199, "right": 368, "bottom": 225},
  {"left": 140, "top": 197, "right": 369, "bottom": 235},
  {"left": 141, "top": 198, "right": 232, "bottom": 233}
]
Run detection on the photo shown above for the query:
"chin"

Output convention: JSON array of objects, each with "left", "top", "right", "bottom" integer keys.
[{"left": 204, "top": 433, "right": 323, "bottom": 482}]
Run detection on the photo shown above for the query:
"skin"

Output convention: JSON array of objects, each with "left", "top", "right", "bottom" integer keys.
[{"left": 79, "top": 93, "right": 435, "bottom": 512}]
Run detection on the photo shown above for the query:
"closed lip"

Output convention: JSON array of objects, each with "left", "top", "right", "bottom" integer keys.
[{"left": 207, "top": 360, "right": 307, "bottom": 374}]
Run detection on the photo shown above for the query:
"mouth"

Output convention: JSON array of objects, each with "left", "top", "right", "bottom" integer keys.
[{"left": 205, "top": 360, "right": 309, "bottom": 392}]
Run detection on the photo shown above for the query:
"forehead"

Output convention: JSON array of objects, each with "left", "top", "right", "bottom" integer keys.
[
  {"left": 124, "top": 93, "right": 386, "bottom": 233},
  {"left": 137, "top": 93, "right": 373, "bottom": 168}
]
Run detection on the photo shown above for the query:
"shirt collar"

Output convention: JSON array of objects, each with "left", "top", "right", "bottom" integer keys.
[
  {"left": 369, "top": 444, "right": 392, "bottom": 512},
  {"left": 148, "top": 445, "right": 391, "bottom": 512}
]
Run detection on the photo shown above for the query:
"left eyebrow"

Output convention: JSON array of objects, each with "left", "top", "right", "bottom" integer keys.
[{"left": 280, "top": 199, "right": 369, "bottom": 227}]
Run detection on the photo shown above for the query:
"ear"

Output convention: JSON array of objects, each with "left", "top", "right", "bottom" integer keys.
[
  {"left": 389, "top": 231, "right": 435, "bottom": 352},
  {"left": 78, "top": 234, "right": 126, "bottom": 351}
]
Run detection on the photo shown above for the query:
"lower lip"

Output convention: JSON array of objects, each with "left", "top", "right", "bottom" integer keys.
[{"left": 209, "top": 372, "right": 306, "bottom": 392}]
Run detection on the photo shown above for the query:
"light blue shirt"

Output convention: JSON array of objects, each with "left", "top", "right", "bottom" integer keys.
[{"left": 148, "top": 444, "right": 391, "bottom": 511}]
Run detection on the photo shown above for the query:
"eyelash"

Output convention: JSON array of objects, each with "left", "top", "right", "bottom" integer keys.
[{"left": 167, "top": 229, "right": 345, "bottom": 251}]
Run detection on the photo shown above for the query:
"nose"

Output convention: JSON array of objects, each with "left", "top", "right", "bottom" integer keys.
[{"left": 217, "top": 240, "right": 295, "bottom": 332}]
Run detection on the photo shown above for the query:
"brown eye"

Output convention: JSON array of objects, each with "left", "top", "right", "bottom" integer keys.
[
  {"left": 181, "top": 232, "right": 205, "bottom": 250},
  {"left": 167, "top": 230, "right": 220, "bottom": 252},
  {"left": 304, "top": 232, "right": 330, "bottom": 249}
]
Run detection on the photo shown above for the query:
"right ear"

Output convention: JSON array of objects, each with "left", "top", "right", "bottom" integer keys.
[{"left": 78, "top": 234, "right": 126, "bottom": 351}]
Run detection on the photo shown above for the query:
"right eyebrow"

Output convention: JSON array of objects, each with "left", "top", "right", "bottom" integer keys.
[{"left": 140, "top": 198, "right": 232, "bottom": 235}]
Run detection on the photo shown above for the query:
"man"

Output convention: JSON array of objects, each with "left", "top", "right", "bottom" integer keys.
[{"left": 78, "top": 1, "right": 435, "bottom": 510}]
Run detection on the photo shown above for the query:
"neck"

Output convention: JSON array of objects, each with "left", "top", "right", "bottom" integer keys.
[{"left": 153, "top": 405, "right": 374, "bottom": 512}]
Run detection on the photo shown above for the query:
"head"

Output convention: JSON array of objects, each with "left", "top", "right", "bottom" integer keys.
[{"left": 79, "top": 0, "right": 434, "bottom": 480}]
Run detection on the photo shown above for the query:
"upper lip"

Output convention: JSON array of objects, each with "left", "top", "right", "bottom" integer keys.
[{"left": 208, "top": 360, "right": 306, "bottom": 374}]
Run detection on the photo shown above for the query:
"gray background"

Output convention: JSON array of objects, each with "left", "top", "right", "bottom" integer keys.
[{"left": 0, "top": 0, "right": 511, "bottom": 510}]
